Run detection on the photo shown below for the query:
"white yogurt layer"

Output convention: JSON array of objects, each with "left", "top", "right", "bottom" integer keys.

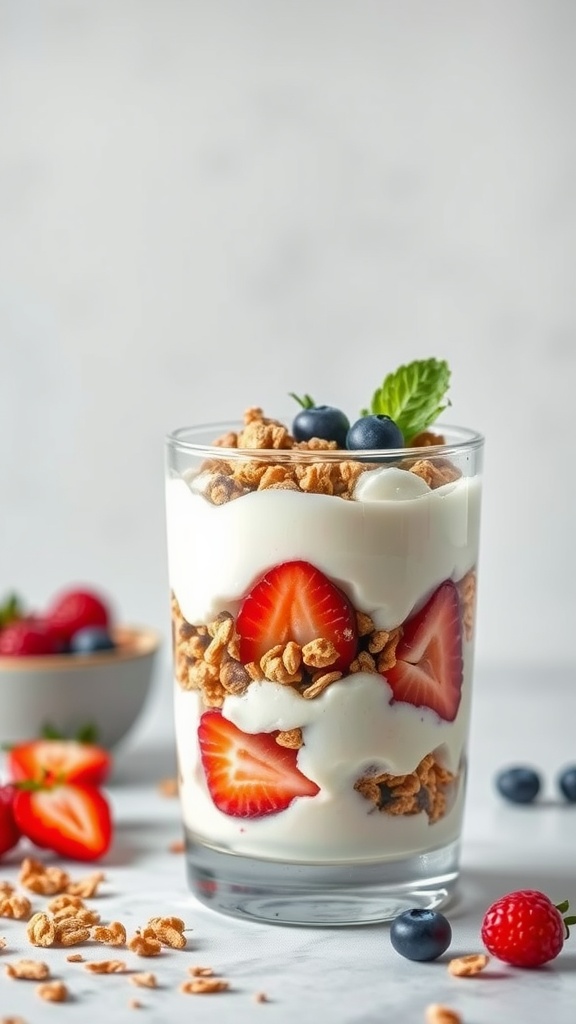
[
  {"left": 166, "top": 468, "right": 481, "bottom": 629},
  {"left": 167, "top": 464, "right": 481, "bottom": 863}
]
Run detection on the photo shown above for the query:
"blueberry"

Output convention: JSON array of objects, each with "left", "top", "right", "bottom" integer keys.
[
  {"left": 291, "top": 400, "right": 350, "bottom": 448},
  {"left": 346, "top": 414, "right": 404, "bottom": 450},
  {"left": 390, "top": 908, "right": 452, "bottom": 961},
  {"left": 558, "top": 765, "right": 576, "bottom": 803},
  {"left": 496, "top": 766, "right": 541, "bottom": 804},
  {"left": 70, "top": 626, "right": 116, "bottom": 654}
]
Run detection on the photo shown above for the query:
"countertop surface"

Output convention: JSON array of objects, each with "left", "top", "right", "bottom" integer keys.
[{"left": 1, "top": 664, "right": 575, "bottom": 1023}]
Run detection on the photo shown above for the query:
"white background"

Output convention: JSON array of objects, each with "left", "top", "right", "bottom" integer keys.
[{"left": 1, "top": 0, "right": 574, "bottom": 709}]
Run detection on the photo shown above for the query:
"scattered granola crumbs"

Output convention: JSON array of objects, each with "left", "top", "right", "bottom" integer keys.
[
  {"left": 157, "top": 777, "right": 179, "bottom": 797},
  {"left": 447, "top": 953, "right": 489, "bottom": 977},
  {"left": 1, "top": 1017, "right": 28, "bottom": 1024},
  {"left": 84, "top": 959, "right": 127, "bottom": 974},
  {"left": 424, "top": 1004, "right": 462, "bottom": 1024},
  {"left": 54, "top": 905, "right": 100, "bottom": 926},
  {"left": 26, "top": 912, "right": 56, "bottom": 947},
  {"left": 53, "top": 918, "right": 91, "bottom": 947},
  {"left": 168, "top": 839, "right": 186, "bottom": 854},
  {"left": 91, "top": 921, "right": 127, "bottom": 946},
  {"left": 188, "top": 965, "right": 214, "bottom": 977},
  {"left": 66, "top": 953, "right": 85, "bottom": 963},
  {"left": 0, "top": 895, "right": 32, "bottom": 921},
  {"left": 66, "top": 872, "right": 106, "bottom": 899},
  {"left": 19, "top": 860, "right": 69, "bottom": 896},
  {"left": 36, "top": 979, "right": 68, "bottom": 1003},
  {"left": 0, "top": 882, "right": 14, "bottom": 896},
  {"left": 129, "top": 999, "right": 143, "bottom": 1010},
  {"left": 127, "top": 934, "right": 162, "bottom": 957},
  {"left": 5, "top": 959, "right": 50, "bottom": 980},
  {"left": 180, "top": 977, "right": 230, "bottom": 994},
  {"left": 129, "top": 972, "right": 157, "bottom": 988},
  {"left": 47, "top": 894, "right": 85, "bottom": 914},
  {"left": 254, "top": 991, "right": 270, "bottom": 1003},
  {"left": 0, "top": 936, "right": 6, "bottom": 950},
  {"left": 142, "top": 917, "right": 187, "bottom": 950}
]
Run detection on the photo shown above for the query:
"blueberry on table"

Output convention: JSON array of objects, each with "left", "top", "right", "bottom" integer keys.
[
  {"left": 390, "top": 908, "right": 452, "bottom": 961},
  {"left": 346, "top": 414, "right": 404, "bottom": 450},
  {"left": 558, "top": 765, "right": 576, "bottom": 803},
  {"left": 290, "top": 394, "right": 350, "bottom": 448},
  {"left": 70, "top": 626, "right": 116, "bottom": 654},
  {"left": 495, "top": 766, "right": 541, "bottom": 804}
]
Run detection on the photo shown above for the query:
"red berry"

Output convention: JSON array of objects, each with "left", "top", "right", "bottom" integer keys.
[
  {"left": 481, "top": 889, "right": 570, "bottom": 968},
  {"left": 0, "top": 619, "right": 56, "bottom": 657},
  {"left": 0, "top": 784, "right": 21, "bottom": 857},
  {"left": 45, "top": 588, "right": 111, "bottom": 645}
]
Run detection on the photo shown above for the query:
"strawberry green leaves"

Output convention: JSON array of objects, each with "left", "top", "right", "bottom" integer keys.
[{"left": 361, "top": 358, "right": 451, "bottom": 444}]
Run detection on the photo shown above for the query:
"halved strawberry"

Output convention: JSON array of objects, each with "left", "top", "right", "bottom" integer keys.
[
  {"left": 7, "top": 739, "right": 111, "bottom": 787},
  {"left": 236, "top": 560, "right": 358, "bottom": 670},
  {"left": 385, "top": 580, "right": 463, "bottom": 722},
  {"left": 13, "top": 781, "right": 112, "bottom": 861},
  {"left": 198, "top": 711, "right": 320, "bottom": 817}
]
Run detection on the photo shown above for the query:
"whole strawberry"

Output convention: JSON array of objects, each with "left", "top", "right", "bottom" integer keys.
[
  {"left": 45, "top": 588, "right": 111, "bottom": 646},
  {"left": 0, "top": 619, "right": 56, "bottom": 656},
  {"left": 481, "top": 889, "right": 576, "bottom": 968}
]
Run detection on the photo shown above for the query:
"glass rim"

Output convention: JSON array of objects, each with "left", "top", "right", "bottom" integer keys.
[{"left": 166, "top": 421, "right": 484, "bottom": 462}]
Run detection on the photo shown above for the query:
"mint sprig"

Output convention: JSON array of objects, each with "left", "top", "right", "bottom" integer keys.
[{"left": 361, "top": 358, "right": 451, "bottom": 443}]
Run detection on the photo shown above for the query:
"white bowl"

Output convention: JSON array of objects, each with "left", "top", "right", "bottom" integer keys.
[{"left": 0, "top": 625, "right": 161, "bottom": 749}]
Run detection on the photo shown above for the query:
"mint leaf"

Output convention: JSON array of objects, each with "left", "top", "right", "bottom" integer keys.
[{"left": 362, "top": 358, "right": 451, "bottom": 442}]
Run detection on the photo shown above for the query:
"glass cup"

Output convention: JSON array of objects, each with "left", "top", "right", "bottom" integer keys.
[{"left": 165, "top": 413, "right": 483, "bottom": 925}]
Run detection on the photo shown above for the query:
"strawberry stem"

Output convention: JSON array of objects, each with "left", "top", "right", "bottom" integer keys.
[{"left": 289, "top": 392, "right": 315, "bottom": 410}]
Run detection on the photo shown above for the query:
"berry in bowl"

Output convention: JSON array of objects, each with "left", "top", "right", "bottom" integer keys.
[{"left": 0, "top": 586, "right": 161, "bottom": 749}]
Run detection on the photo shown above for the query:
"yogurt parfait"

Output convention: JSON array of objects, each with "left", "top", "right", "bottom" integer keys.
[{"left": 165, "top": 359, "right": 483, "bottom": 924}]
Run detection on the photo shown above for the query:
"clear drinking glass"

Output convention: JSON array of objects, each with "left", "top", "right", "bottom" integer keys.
[{"left": 165, "top": 414, "right": 483, "bottom": 925}]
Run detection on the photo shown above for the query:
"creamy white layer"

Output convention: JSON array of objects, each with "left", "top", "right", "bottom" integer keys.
[{"left": 166, "top": 469, "right": 481, "bottom": 628}]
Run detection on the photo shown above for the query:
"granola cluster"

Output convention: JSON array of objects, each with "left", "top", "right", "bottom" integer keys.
[
  {"left": 354, "top": 753, "right": 457, "bottom": 823},
  {"left": 172, "top": 597, "right": 403, "bottom": 714},
  {"left": 194, "top": 407, "right": 460, "bottom": 506}
]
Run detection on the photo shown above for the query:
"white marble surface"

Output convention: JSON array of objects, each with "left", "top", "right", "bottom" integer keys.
[
  {"left": 1, "top": 664, "right": 575, "bottom": 1022},
  {"left": 0, "top": 0, "right": 575, "bottom": 672}
]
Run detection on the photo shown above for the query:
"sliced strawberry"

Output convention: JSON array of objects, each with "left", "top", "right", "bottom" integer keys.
[
  {"left": 198, "top": 711, "right": 320, "bottom": 818},
  {"left": 13, "top": 781, "right": 112, "bottom": 861},
  {"left": 237, "top": 560, "right": 357, "bottom": 670},
  {"left": 385, "top": 580, "right": 463, "bottom": 722},
  {"left": 7, "top": 739, "right": 111, "bottom": 787}
]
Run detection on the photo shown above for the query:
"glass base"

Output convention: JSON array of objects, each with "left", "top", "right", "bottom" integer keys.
[{"left": 184, "top": 829, "right": 461, "bottom": 926}]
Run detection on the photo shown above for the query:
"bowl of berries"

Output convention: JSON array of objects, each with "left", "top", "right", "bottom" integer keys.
[{"left": 0, "top": 586, "right": 161, "bottom": 749}]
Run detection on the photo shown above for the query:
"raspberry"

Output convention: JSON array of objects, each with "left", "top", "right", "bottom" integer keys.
[
  {"left": 481, "top": 889, "right": 576, "bottom": 968},
  {"left": 45, "top": 588, "right": 111, "bottom": 645}
]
